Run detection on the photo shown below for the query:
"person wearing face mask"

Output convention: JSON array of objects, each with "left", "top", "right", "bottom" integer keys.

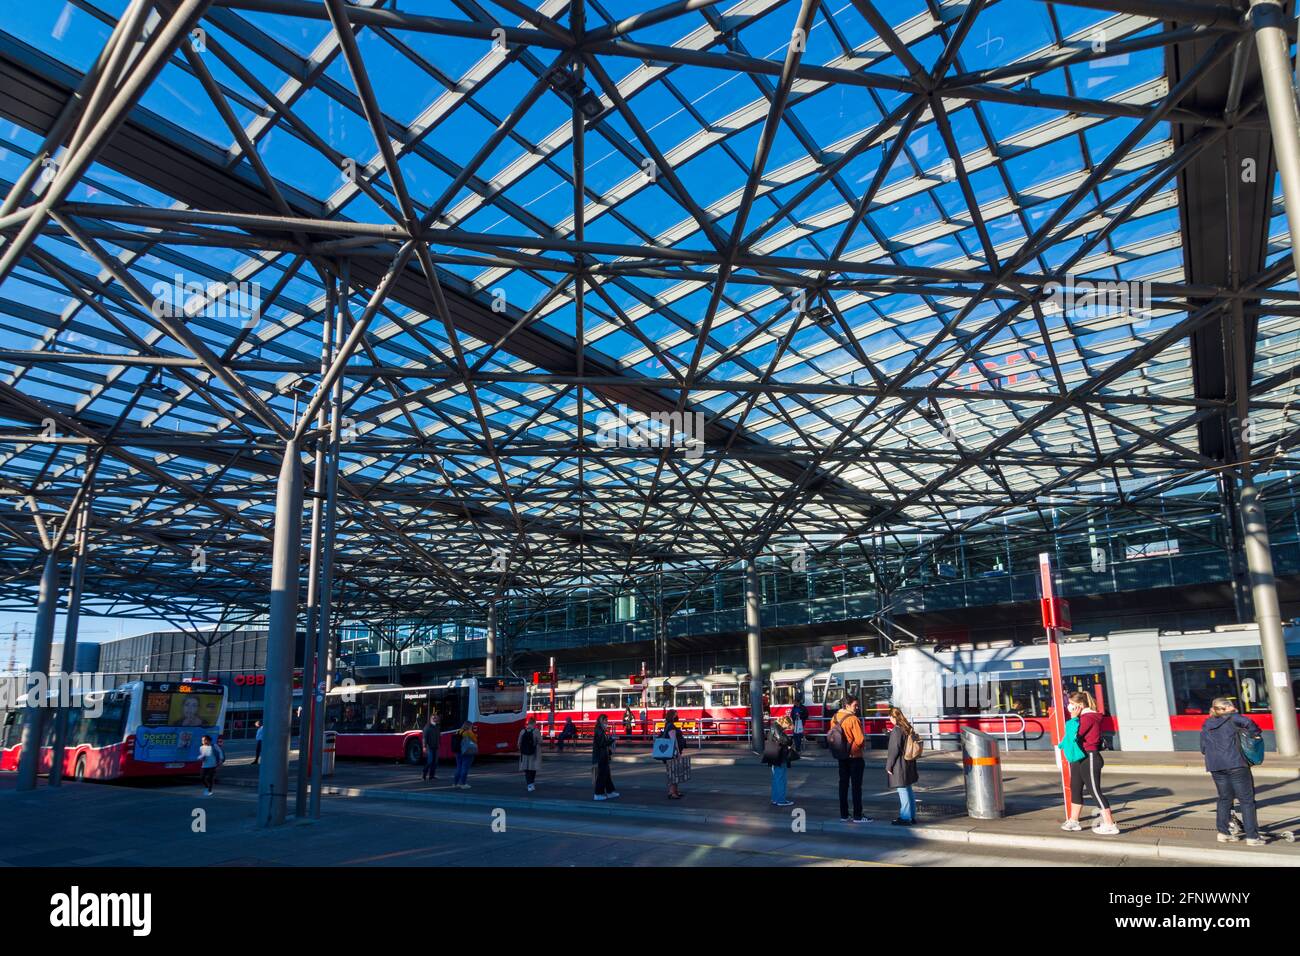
[{"left": 1057, "top": 690, "right": 1119, "bottom": 835}]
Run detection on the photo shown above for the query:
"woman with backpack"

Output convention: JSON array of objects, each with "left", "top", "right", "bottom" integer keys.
[
  {"left": 453, "top": 722, "right": 478, "bottom": 789},
  {"left": 1059, "top": 690, "right": 1119, "bottom": 835},
  {"left": 518, "top": 717, "right": 542, "bottom": 793},
  {"left": 662, "top": 709, "right": 689, "bottom": 799},
  {"left": 885, "top": 707, "right": 920, "bottom": 825},
  {"left": 1200, "top": 697, "right": 1265, "bottom": 845},
  {"left": 592, "top": 714, "right": 619, "bottom": 801},
  {"left": 763, "top": 714, "right": 797, "bottom": 807}
]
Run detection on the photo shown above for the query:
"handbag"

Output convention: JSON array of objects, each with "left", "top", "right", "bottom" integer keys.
[
  {"left": 761, "top": 736, "right": 784, "bottom": 765},
  {"left": 652, "top": 734, "right": 676, "bottom": 760}
]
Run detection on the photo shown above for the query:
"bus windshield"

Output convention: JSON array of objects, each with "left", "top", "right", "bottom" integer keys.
[{"left": 476, "top": 679, "right": 525, "bottom": 716}]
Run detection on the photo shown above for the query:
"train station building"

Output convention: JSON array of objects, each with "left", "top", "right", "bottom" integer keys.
[{"left": 1, "top": 0, "right": 1300, "bottom": 887}]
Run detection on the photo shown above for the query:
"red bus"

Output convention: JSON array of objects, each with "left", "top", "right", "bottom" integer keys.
[
  {"left": 325, "top": 676, "right": 527, "bottom": 763},
  {"left": 0, "top": 679, "right": 227, "bottom": 781}
]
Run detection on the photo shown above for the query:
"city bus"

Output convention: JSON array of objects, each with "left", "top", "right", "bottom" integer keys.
[
  {"left": 0, "top": 679, "right": 227, "bottom": 781},
  {"left": 325, "top": 676, "right": 527, "bottom": 763}
]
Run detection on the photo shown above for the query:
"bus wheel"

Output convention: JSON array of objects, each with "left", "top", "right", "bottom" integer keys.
[
  {"left": 404, "top": 739, "right": 423, "bottom": 765},
  {"left": 74, "top": 756, "right": 87, "bottom": 782}
]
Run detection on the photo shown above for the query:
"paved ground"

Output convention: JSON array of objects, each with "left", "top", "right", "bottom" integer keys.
[{"left": 2, "top": 741, "right": 1298, "bottom": 866}]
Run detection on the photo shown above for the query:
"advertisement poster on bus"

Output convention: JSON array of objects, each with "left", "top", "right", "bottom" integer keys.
[{"left": 134, "top": 684, "right": 224, "bottom": 762}]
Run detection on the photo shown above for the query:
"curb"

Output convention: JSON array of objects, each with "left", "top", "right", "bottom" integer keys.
[{"left": 223, "top": 777, "right": 1300, "bottom": 866}]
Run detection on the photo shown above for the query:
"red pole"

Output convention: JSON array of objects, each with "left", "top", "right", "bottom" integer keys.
[{"left": 1039, "top": 553, "right": 1071, "bottom": 818}]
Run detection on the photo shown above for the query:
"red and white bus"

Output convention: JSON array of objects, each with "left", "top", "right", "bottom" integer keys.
[
  {"left": 0, "top": 679, "right": 227, "bottom": 781},
  {"left": 324, "top": 676, "right": 527, "bottom": 763}
]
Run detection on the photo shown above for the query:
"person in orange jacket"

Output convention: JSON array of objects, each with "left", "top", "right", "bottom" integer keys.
[{"left": 830, "top": 696, "right": 872, "bottom": 823}]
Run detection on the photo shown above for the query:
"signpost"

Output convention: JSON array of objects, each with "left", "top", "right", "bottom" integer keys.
[{"left": 1039, "top": 553, "right": 1072, "bottom": 817}]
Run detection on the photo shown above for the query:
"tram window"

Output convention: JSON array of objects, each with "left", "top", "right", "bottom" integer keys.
[
  {"left": 983, "top": 673, "right": 1109, "bottom": 717},
  {"left": 740, "top": 683, "right": 750, "bottom": 706},
  {"left": 0, "top": 710, "right": 17, "bottom": 748},
  {"left": 711, "top": 690, "right": 738, "bottom": 707},
  {"left": 675, "top": 690, "right": 705, "bottom": 707},
  {"left": 596, "top": 692, "right": 621, "bottom": 709},
  {"left": 771, "top": 684, "right": 797, "bottom": 706},
  {"left": 1170, "top": 661, "right": 1238, "bottom": 715},
  {"left": 622, "top": 693, "right": 643, "bottom": 709},
  {"left": 824, "top": 683, "right": 844, "bottom": 710},
  {"left": 812, "top": 680, "right": 828, "bottom": 705},
  {"left": 1228, "top": 658, "right": 1300, "bottom": 714}
]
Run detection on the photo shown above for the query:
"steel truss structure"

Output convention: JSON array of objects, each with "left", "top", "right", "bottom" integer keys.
[{"left": 1, "top": 0, "right": 1300, "bottom": 639}]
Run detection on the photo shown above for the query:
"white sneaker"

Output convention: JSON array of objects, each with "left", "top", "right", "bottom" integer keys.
[
  {"left": 1245, "top": 837, "right": 1267, "bottom": 847},
  {"left": 461, "top": 784, "right": 471, "bottom": 790},
  {"left": 1092, "top": 822, "right": 1120, "bottom": 835},
  {"left": 1217, "top": 832, "right": 1240, "bottom": 843},
  {"left": 594, "top": 794, "right": 607, "bottom": 801},
  {"left": 607, "top": 792, "right": 620, "bottom": 799},
  {"left": 774, "top": 800, "right": 794, "bottom": 807},
  {"left": 527, "top": 784, "right": 535, "bottom": 792},
  {"left": 1060, "top": 820, "right": 1082, "bottom": 831}
]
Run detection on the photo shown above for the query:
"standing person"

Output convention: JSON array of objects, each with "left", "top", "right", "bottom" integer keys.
[
  {"left": 422, "top": 710, "right": 441, "bottom": 781},
  {"left": 763, "top": 715, "right": 797, "bottom": 807},
  {"left": 519, "top": 717, "right": 542, "bottom": 793},
  {"left": 453, "top": 722, "right": 478, "bottom": 789},
  {"left": 546, "top": 705, "right": 555, "bottom": 743},
  {"left": 1200, "top": 697, "right": 1266, "bottom": 845},
  {"left": 829, "top": 695, "right": 871, "bottom": 823},
  {"left": 592, "top": 714, "right": 619, "bottom": 801},
  {"left": 1059, "top": 691, "right": 1119, "bottom": 835},
  {"left": 661, "top": 709, "right": 690, "bottom": 799},
  {"left": 885, "top": 707, "right": 920, "bottom": 825},
  {"left": 622, "top": 704, "right": 634, "bottom": 739},
  {"left": 559, "top": 716, "right": 576, "bottom": 753},
  {"left": 640, "top": 702, "right": 648, "bottom": 738},
  {"left": 790, "top": 696, "right": 807, "bottom": 754},
  {"left": 198, "top": 734, "right": 222, "bottom": 797},
  {"left": 252, "top": 719, "right": 263, "bottom": 765}
]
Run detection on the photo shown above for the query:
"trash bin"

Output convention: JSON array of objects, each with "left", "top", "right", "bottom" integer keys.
[
  {"left": 961, "top": 727, "right": 1004, "bottom": 819},
  {"left": 322, "top": 731, "right": 337, "bottom": 778}
]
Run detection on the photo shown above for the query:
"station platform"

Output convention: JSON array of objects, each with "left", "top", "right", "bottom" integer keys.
[{"left": 199, "top": 740, "right": 1300, "bottom": 866}]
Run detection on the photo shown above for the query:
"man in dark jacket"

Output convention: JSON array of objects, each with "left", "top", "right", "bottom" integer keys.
[{"left": 1200, "top": 698, "right": 1264, "bottom": 845}]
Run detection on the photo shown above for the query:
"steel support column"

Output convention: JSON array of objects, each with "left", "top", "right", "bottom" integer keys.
[
  {"left": 1251, "top": 0, "right": 1300, "bottom": 291},
  {"left": 485, "top": 603, "right": 497, "bottom": 678},
  {"left": 15, "top": 552, "right": 59, "bottom": 791},
  {"left": 744, "top": 558, "right": 763, "bottom": 752},
  {"left": 257, "top": 440, "right": 303, "bottom": 827},
  {"left": 48, "top": 504, "right": 89, "bottom": 787}
]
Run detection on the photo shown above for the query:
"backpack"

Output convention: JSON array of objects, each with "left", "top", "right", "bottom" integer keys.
[
  {"left": 519, "top": 728, "right": 536, "bottom": 756},
  {"left": 826, "top": 714, "right": 850, "bottom": 760},
  {"left": 902, "top": 729, "right": 924, "bottom": 761}
]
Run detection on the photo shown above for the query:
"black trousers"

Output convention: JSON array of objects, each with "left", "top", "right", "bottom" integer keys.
[
  {"left": 838, "top": 757, "right": 865, "bottom": 819},
  {"left": 525, "top": 769, "right": 537, "bottom": 784},
  {"left": 593, "top": 760, "right": 616, "bottom": 794},
  {"left": 201, "top": 767, "right": 216, "bottom": 791},
  {"left": 1069, "top": 752, "right": 1111, "bottom": 811},
  {"left": 1212, "top": 767, "right": 1259, "bottom": 839},
  {"left": 253, "top": 740, "right": 261, "bottom": 763}
]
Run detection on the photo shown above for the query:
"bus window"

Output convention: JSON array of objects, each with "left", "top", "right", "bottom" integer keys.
[
  {"left": 430, "top": 686, "right": 466, "bottom": 729},
  {"left": 400, "top": 692, "right": 429, "bottom": 731}
]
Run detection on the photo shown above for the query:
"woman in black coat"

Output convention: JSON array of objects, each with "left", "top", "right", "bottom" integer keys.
[
  {"left": 591, "top": 714, "right": 619, "bottom": 801},
  {"left": 885, "top": 707, "right": 919, "bottom": 826}
]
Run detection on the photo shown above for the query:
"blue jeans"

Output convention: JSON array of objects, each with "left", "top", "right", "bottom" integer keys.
[
  {"left": 771, "top": 763, "right": 788, "bottom": 803},
  {"left": 896, "top": 785, "right": 916, "bottom": 822},
  {"left": 454, "top": 753, "right": 475, "bottom": 785},
  {"left": 1212, "top": 767, "right": 1258, "bottom": 839},
  {"left": 424, "top": 747, "right": 438, "bottom": 779}
]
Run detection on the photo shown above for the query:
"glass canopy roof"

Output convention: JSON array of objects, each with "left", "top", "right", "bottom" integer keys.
[{"left": 0, "top": 0, "right": 1296, "bottom": 626}]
